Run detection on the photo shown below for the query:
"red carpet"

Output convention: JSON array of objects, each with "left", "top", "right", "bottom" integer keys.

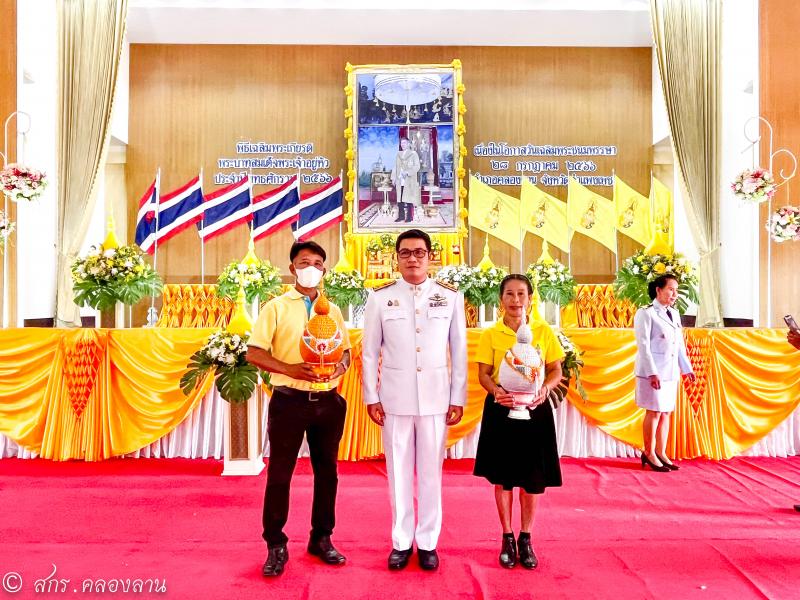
[{"left": 1, "top": 457, "right": 800, "bottom": 599}]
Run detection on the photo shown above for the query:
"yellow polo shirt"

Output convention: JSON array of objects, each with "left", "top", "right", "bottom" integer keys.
[
  {"left": 248, "top": 288, "right": 351, "bottom": 391},
  {"left": 475, "top": 320, "right": 565, "bottom": 384}
]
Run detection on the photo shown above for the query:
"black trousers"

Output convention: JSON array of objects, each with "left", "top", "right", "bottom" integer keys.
[{"left": 262, "top": 386, "right": 347, "bottom": 548}]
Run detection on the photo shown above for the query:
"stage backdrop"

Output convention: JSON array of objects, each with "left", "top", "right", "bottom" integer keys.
[{"left": 127, "top": 45, "right": 652, "bottom": 297}]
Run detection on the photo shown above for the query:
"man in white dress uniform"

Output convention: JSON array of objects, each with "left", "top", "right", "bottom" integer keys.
[
  {"left": 633, "top": 274, "right": 695, "bottom": 471},
  {"left": 362, "top": 229, "right": 467, "bottom": 571}
]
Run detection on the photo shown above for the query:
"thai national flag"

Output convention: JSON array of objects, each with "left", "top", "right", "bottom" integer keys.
[
  {"left": 198, "top": 176, "right": 253, "bottom": 241},
  {"left": 155, "top": 175, "right": 204, "bottom": 245},
  {"left": 251, "top": 176, "right": 300, "bottom": 241},
  {"left": 134, "top": 179, "right": 158, "bottom": 254},
  {"left": 293, "top": 177, "right": 343, "bottom": 241}
]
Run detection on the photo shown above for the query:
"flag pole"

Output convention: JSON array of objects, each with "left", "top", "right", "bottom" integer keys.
[
  {"left": 612, "top": 168, "right": 619, "bottom": 272},
  {"left": 519, "top": 168, "right": 525, "bottom": 273},
  {"left": 468, "top": 170, "right": 473, "bottom": 265},
  {"left": 294, "top": 168, "right": 302, "bottom": 240},
  {"left": 566, "top": 170, "right": 573, "bottom": 273},
  {"left": 148, "top": 168, "right": 162, "bottom": 326},
  {"left": 338, "top": 168, "right": 344, "bottom": 253},
  {"left": 248, "top": 167, "right": 255, "bottom": 241},
  {"left": 199, "top": 166, "right": 205, "bottom": 284}
]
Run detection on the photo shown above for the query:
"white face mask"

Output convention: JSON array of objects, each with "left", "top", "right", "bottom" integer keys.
[{"left": 295, "top": 265, "right": 324, "bottom": 288}]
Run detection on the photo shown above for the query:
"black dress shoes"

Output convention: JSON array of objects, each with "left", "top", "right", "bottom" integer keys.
[
  {"left": 388, "top": 547, "right": 413, "bottom": 570},
  {"left": 656, "top": 454, "right": 680, "bottom": 471},
  {"left": 262, "top": 545, "right": 288, "bottom": 577},
  {"left": 641, "top": 453, "right": 670, "bottom": 472},
  {"left": 417, "top": 548, "right": 439, "bottom": 571},
  {"left": 307, "top": 535, "right": 346, "bottom": 565},
  {"left": 517, "top": 533, "right": 538, "bottom": 570},
  {"left": 499, "top": 533, "right": 517, "bottom": 569}
]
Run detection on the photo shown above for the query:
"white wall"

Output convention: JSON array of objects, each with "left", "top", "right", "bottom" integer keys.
[
  {"left": 16, "top": 0, "right": 58, "bottom": 325},
  {"left": 110, "top": 40, "right": 129, "bottom": 144},
  {"left": 719, "top": 0, "right": 760, "bottom": 322}
]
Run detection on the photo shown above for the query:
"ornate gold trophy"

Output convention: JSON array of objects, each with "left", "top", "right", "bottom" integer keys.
[{"left": 299, "top": 293, "right": 345, "bottom": 390}]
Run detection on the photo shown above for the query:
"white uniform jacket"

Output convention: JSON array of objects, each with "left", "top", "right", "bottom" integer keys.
[
  {"left": 633, "top": 301, "right": 693, "bottom": 381},
  {"left": 361, "top": 278, "right": 467, "bottom": 416}
]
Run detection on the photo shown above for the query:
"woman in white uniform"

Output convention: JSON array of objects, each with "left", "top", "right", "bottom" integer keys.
[{"left": 633, "top": 274, "right": 695, "bottom": 472}]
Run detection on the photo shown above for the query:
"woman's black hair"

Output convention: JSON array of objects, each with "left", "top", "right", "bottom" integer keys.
[
  {"left": 648, "top": 274, "right": 679, "bottom": 300},
  {"left": 499, "top": 273, "right": 534, "bottom": 296}
]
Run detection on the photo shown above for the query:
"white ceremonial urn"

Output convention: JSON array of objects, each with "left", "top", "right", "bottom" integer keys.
[{"left": 497, "top": 322, "right": 544, "bottom": 421}]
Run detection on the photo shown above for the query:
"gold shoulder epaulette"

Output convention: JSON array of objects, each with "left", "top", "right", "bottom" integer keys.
[
  {"left": 373, "top": 280, "right": 397, "bottom": 292},
  {"left": 435, "top": 280, "right": 458, "bottom": 293}
]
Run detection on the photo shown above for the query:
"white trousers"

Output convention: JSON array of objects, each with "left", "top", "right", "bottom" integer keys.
[{"left": 382, "top": 413, "right": 447, "bottom": 551}]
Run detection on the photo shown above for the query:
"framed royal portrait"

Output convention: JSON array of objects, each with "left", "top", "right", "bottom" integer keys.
[{"left": 345, "top": 62, "right": 464, "bottom": 233}]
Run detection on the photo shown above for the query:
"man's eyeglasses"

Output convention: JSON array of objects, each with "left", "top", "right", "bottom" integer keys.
[{"left": 397, "top": 249, "right": 429, "bottom": 259}]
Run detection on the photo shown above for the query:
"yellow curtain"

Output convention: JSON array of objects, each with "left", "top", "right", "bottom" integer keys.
[
  {"left": 55, "top": 0, "right": 128, "bottom": 326},
  {"left": 1, "top": 327, "right": 798, "bottom": 461}
]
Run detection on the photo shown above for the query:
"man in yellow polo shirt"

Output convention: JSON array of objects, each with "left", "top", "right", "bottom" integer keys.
[{"left": 246, "top": 240, "right": 351, "bottom": 578}]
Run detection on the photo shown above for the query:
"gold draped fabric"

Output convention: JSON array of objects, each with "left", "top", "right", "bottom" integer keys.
[
  {"left": 0, "top": 328, "right": 213, "bottom": 461},
  {"left": 561, "top": 284, "right": 637, "bottom": 328},
  {"left": 0, "top": 327, "right": 797, "bottom": 461},
  {"left": 157, "top": 284, "right": 234, "bottom": 328}
]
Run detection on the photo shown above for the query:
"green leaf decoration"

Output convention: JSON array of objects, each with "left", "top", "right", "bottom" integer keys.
[{"left": 215, "top": 363, "right": 259, "bottom": 403}]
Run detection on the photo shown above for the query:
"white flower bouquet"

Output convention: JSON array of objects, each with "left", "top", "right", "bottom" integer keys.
[
  {"left": 181, "top": 330, "right": 262, "bottom": 403},
  {"left": 216, "top": 259, "right": 283, "bottom": 304},
  {"left": 323, "top": 270, "right": 367, "bottom": 309},
  {"left": 71, "top": 244, "right": 162, "bottom": 310},
  {"left": 526, "top": 260, "right": 576, "bottom": 306},
  {"left": 436, "top": 264, "right": 508, "bottom": 307}
]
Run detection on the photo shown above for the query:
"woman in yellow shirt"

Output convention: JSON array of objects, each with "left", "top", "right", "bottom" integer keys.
[{"left": 473, "top": 274, "right": 565, "bottom": 570}]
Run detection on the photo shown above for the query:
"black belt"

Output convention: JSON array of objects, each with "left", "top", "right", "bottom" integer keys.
[{"left": 272, "top": 386, "right": 338, "bottom": 402}]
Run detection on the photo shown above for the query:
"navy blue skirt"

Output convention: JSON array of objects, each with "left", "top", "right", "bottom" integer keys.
[{"left": 473, "top": 394, "right": 562, "bottom": 494}]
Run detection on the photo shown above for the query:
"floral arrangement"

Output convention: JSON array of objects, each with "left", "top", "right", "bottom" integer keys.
[
  {"left": 0, "top": 210, "right": 14, "bottom": 250},
  {"left": 0, "top": 163, "right": 47, "bottom": 202},
  {"left": 366, "top": 233, "right": 396, "bottom": 255},
  {"left": 767, "top": 205, "right": 800, "bottom": 243},
  {"left": 72, "top": 244, "right": 163, "bottom": 310},
  {"left": 430, "top": 239, "right": 443, "bottom": 256},
  {"left": 526, "top": 260, "right": 576, "bottom": 306},
  {"left": 180, "top": 330, "right": 263, "bottom": 403},
  {"left": 547, "top": 331, "right": 587, "bottom": 406},
  {"left": 323, "top": 269, "right": 367, "bottom": 309},
  {"left": 216, "top": 259, "right": 282, "bottom": 304},
  {"left": 436, "top": 264, "right": 508, "bottom": 308},
  {"left": 613, "top": 250, "right": 699, "bottom": 314},
  {"left": 731, "top": 167, "right": 777, "bottom": 204}
]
